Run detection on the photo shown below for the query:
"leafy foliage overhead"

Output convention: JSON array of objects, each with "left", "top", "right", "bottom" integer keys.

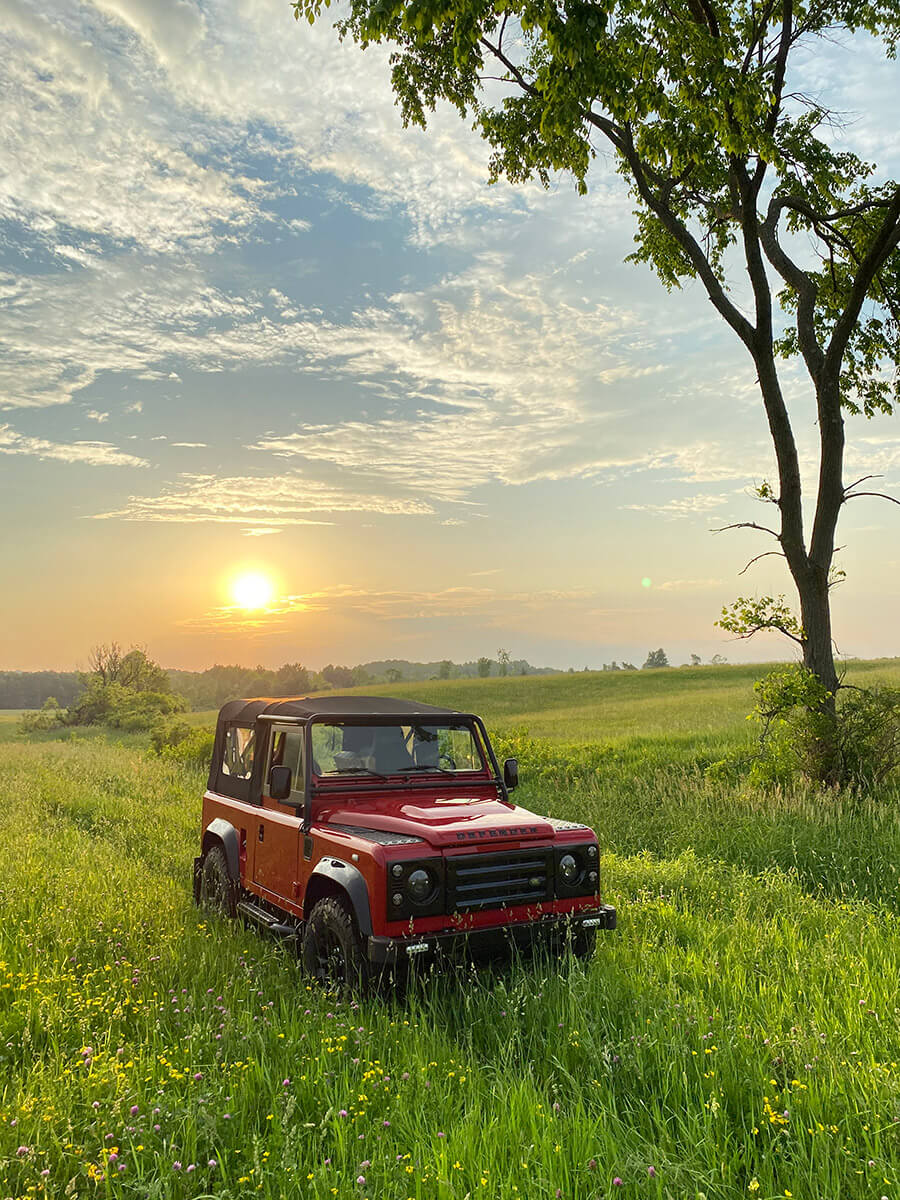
[{"left": 294, "top": 0, "right": 900, "bottom": 416}]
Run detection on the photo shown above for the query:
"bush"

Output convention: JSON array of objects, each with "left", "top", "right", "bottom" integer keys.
[
  {"left": 105, "top": 690, "right": 187, "bottom": 731},
  {"left": 65, "top": 681, "right": 187, "bottom": 731},
  {"left": 150, "top": 717, "right": 214, "bottom": 770},
  {"left": 837, "top": 685, "right": 900, "bottom": 788},
  {"left": 160, "top": 728, "right": 215, "bottom": 771},
  {"left": 707, "top": 665, "right": 900, "bottom": 791},
  {"left": 149, "top": 717, "right": 195, "bottom": 755},
  {"left": 19, "top": 697, "right": 66, "bottom": 733}
]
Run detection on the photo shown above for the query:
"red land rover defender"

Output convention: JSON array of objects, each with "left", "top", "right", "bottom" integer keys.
[{"left": 194, "top": 696, "right": 615, "bottom": 986}]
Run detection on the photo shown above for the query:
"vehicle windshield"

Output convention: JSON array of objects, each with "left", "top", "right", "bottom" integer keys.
[{"left": 310, "top": 721, "right": 486, "bottom": 778}]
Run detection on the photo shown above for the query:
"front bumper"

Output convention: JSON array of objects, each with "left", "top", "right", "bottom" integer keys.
[{"left": 367, "top": 904, "right": 616, "bottom": 965}]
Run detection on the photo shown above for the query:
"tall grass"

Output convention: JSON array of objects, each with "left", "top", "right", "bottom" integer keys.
[{"left": 1, "top": 666, "right": 900, "bottom": 1200}]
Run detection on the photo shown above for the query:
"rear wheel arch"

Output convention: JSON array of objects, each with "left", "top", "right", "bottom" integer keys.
[{"left": 201, "top": 818, "right": 240, "bottom": 881}]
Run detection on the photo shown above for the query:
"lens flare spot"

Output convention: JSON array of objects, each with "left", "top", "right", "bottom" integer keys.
[{"left": 641, "top": 577, "right": 652, "bottom": 589}]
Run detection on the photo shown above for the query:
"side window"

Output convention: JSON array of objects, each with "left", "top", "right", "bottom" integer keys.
[
  {"left": 268, "top": 725, "right": 305, "bottom": 800},
  {"left": 222, "top": 726, "right": 255, "bottom": 779}
]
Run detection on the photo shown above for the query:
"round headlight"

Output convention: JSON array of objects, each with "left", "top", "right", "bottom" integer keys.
[
  {"left": 407, "top": 868, "right": 434, "bottom": 903},
  {"left": 587, "top": 844, "right": 598, "bottom": 858},
  {"left": 391, "top": 863, "right": 404, "bottom": 878},
  {"left": 392, "top": 892, "right": 404, "bottom": 907},
  {"left": 559, "top": 853, "right": 579, "bottom": 883}
]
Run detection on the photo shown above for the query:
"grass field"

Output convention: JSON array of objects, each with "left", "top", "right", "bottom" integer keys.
[{"left": 1, "top": 662, "right": 899, "bottom": 1200}]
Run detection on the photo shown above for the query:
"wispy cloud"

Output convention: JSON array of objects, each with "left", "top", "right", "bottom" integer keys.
[
  {"left": 94, "top": 473, "right": 436, "bottom": 526},
  {"left": 622, "top": 493, "right": 733, "bottom": 518},
  {"left": 656, "top": 578, "right": 725, "bottom": 592},
  {"left": 179, "top": 582, "right": 649, "bottom": 639},
  {"left": 0, "top": 424, "right": 148, "bottom": 467}
]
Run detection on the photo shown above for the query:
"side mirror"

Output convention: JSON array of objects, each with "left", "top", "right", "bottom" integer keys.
[
  {"left": 268, "top": 764, "right": 293, "bottom": 802},
  {"left": 503, "top": 757, "right": 519, "bottom": 790}
]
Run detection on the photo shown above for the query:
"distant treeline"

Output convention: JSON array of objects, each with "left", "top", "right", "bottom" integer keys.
[
  {"left": 168, "top": 657, "right": 554, "bottom": 710},
  {"left": 0, "top": 671, "right": 82, "bottom": 709},
  {"left": 3, "top": 657, "right": 555, "bottom": 710}
]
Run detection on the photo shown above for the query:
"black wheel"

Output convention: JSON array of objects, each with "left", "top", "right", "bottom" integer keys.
[
  {"left": 301, "top": 897, "right": 368, "bottom": 992},
  {"left": 199, "top": 845, "right": 236, "bottom": 918}
]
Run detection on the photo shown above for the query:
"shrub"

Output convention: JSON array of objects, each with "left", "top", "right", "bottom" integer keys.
[
  {"left": 836, "top": 685, "right": 900, "bottom": 789},
  {"left": 149, "top": 717, "right": 195, "bottom": 755},
  {"left": 66, "top": 681, "right": 187, "bottom": 731},
  {"left": 159, "top": 727, "right": 215, "bottom": 771},
  {"left": 105, "top": 690, "right": 187, "bottom": 731},
  {"left": 19, "top": 697, "right": 66, "bottom": 733},
  {"left": 707, "top": 665, "right": 900, "bottom": 791}
]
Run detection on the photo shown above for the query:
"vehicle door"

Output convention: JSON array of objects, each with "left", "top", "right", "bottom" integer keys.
[{"left": 253, "top": 723, "right": 304, "bottom": 904}]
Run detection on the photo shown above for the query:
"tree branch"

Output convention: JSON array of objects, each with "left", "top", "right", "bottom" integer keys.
[
  {"left": 606, "top": 124, "right": 757, "bottom": 348},
  {"left": 759, "top": 195, "right": 824, "bottom": 378},
  {"left": 843, "top": 490, "right": 900, "bottom": 507},
  {"left": 712, "top": 520, "right": 782, "bottom": 539},
  {"left": 738, "top": 549, "right": 787, "bottom": 575},
  {"left": 479, "top": 37, "right": 540, "bottom": 99},
  {"left": 844, "top": 474, "right": 880, "bottom": 494},
  {"left": 824, "top": 186, "right": 900, "bottom": 376}
]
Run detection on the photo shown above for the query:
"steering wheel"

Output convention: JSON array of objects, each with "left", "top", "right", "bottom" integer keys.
[{"left": 439, "top": 751, "right": 456, "bottom": 769}]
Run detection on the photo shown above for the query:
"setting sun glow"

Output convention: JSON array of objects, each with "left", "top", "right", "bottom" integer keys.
[{"left": 231, "top": 572, "right": 275, "bottom": 611}]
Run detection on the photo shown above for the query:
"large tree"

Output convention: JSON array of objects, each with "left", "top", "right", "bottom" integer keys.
[{"left": 294, "top": 0, "right": 899, "bottom": 711}]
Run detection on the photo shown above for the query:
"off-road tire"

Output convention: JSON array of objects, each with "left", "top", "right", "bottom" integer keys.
[
  {"left": 199, "top": 844, "right": 237, "bottom": 918},
  {"left": 302, "top": 897, "right": 369, "bottom": 993}
]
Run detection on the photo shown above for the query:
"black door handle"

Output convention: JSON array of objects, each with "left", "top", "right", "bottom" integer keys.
[{"left": 258, "top": 824, "right": 265, "bottom": 843}]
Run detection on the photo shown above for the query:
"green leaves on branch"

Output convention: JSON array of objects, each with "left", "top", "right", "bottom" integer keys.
[
  {"left": 292, "top": 0, "right": 900, "bottom": 395},
  {"left": 716, "top": 595, "right": 804, "bottom": 646}
]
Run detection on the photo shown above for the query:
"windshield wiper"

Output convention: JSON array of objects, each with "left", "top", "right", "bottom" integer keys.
[
  {"left": 398, "top": 764, "right": 454, "bottom": 775},
  {"left": 326, "top": 766, "right": 388, "bottom": 779}
]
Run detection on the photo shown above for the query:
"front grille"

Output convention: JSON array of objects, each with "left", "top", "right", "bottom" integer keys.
[{"left": 446, "top": 849, "right": 552, "bottom": 912}]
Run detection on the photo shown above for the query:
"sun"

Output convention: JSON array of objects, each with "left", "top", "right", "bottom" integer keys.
[{"left": 231, "top": 571, "right": 275, "bottom": 611}]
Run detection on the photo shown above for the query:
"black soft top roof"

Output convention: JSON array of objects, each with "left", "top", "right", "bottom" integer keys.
[{"left": 217, "top": 695, "right": 466, "bottom": 725}]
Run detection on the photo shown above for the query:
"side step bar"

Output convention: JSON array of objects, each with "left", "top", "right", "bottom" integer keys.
[{"left": 237, "top": 899, "right": 299, "bottom": 938}]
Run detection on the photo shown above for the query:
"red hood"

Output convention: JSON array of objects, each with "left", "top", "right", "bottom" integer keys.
[{"left": 316, "top": 791, "right": 555, "bottom": 848}]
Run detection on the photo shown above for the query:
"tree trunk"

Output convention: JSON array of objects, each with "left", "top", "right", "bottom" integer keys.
[
  {"left": 797, "top": 569, "right": 838, "bottom": 701},
  {"left": 755, "top": 352, "right": 844, "bottom": 780}
]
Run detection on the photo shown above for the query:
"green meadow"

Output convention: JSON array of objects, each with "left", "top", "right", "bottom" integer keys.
[{"left": 1, "top": 661, "right": 899, "bottom": 1200}]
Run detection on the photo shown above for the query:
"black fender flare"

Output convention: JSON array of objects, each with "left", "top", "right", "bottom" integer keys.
[
  {"left": 202, "top": 818, "right": 240, "bottom": 882},
  {"left": 307, "top": 858, "right": 373, "bottom": 936}
]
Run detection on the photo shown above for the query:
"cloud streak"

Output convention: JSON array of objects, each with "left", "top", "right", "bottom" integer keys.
[
  {"left": 0, "top": 424, "right": 148, "bottom": 467},
  {"left": 95, "top": 473, "right": 436, "bottom": 526}
]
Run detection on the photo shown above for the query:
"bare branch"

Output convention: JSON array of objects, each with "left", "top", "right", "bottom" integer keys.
[
  {"left": 712, "top": 520, "right": 782, "bottom": 539},
  {"left": 844, "top": 491, "right": 900, "bottom": 507},
  {"left": 722, "top": 626, "right": 805, "bottom": 647},
  {"left": 844, "top": 474, "right": 881, "bottom": 494},
  {"left": 738, "top": 550, "right": 787, "bottom": 575}
]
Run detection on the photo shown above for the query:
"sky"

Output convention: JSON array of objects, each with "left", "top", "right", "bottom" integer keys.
[{"left": 1, "top": 0, "right": 898, "bottom": 673}]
